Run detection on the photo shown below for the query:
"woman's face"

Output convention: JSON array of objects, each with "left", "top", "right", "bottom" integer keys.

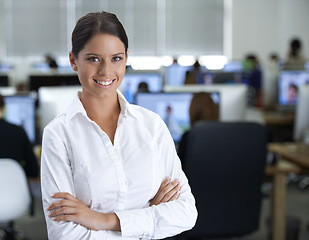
[{"left": 69, "top": 33, "right": 127, "bottom": 99}]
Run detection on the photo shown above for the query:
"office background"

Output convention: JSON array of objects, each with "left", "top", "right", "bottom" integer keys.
[
  {"left": 1, "top": 0, "right": 309, "bottom": 240},
  {"left": 0, "top": 0, "right": 309, "bottom": 86}
]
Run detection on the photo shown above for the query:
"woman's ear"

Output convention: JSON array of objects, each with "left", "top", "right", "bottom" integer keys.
[{"left": 69, "top": 51, "right": 78, "bottom": 71}]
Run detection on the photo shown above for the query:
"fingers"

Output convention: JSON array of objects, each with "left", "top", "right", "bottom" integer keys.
[
  {"left": 169, "top": 190, "right": 180, "bottom": 201},
  {"left": 51, "top": 192, "right": 76, "bottom": 200},
  {"left": 48, "top": 198, "right": 76, "bottom": 211},
  {"left": 161, "top": 183, "right": 182, "bottom": 202},
  {"left": 150, "top": 177, "right": 182, "bottom": 206},
  {"left": 47, "top": 192, "right": 77, "bottom": 211},
  {"left": 159, "top": 177, "right": 172, "bottom": 190},
  {"left": 48, "top": 206, "right": 76, "bottom": 218}
]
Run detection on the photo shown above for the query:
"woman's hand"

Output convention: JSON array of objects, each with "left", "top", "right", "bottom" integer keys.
[
  {"left": 47, "top": 192, "right": 120, "bottom": 231},
  {"left": 150, "top": 177, "right": 182, "bottom": 206}
]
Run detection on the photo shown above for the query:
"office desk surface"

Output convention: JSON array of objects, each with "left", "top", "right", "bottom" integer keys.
[
  {"left": 263, "top": 112, "right": 294, "bottom": 126},
  {"left": 266, "top": 143, "right": 307, "bottom": 240},
  {"left": 268, "top": 143, "right": 309, "bottom": 169}
]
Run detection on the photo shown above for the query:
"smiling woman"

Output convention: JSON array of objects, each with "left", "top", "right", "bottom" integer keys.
[{"left": 40, "top": 11, "right": 197, "bottom": 240}]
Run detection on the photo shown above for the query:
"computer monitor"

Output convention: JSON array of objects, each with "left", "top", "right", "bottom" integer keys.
[
  {"left": 0, "top": 75, "right": 8, "bottom": 86},
  {"left": 222, "top": 61, "right": 243, "bottom": 72},
  {"left": 135, "top": 92, "right": 220, "bottom": 142},
  {"left": 0, "top": 87, "right": 17, "bottom": 96},
  {"left": 0, "top": 63, "right": 13, "bottom": 73},
  {"left": 165, "top": 64, "right": 192, "bottom": 86},
  {"left": 278, "top": 71, "right": 309, "bottom": 107},
  {"left": 198, "top": 71, "right": 248, "bottom": 85},
  {"left": 164, "top": 84, "right": 248, "bottom": 122},
  {"left": 3, "top": 94, "right": 37, "bottom": 144},
  {"left": 38, "top": 86, "right": 82, "bottom": 137},
  {"left": 30, "top": 74, "right": 80, "bottom": 92},
  {"left": 294, "top": 85, "right": 309, "bottom": 141},
  {"left": 118, "top": 72, "right": 163, "bottom": 103}
]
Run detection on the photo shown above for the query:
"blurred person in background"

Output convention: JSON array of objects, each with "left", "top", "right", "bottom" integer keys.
[
  {"left": 0, "top": 94, "right": 38, "bottom": 178},
  {"left": 177, "top": 92, "right": 219, "bottom": 170},
  {"left": 283, "top": 38, "right": 306, "bottom": 70}
]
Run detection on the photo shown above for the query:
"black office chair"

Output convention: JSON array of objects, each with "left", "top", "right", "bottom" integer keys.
[{"left": 181, "top": 122, "right": 267, "bottom": 240}]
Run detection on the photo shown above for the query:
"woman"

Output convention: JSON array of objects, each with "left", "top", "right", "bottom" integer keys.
[
  {"left": 177, "top": 92, "right": 219, "bottom": 170},
  {"left": 41, "top": 11, "right": 197, "bottom": 239}
]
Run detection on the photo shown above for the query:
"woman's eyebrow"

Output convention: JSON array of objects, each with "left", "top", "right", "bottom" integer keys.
[
  {"left": 112, "top": 52, "right": 125, "bottom": 56},
  {"left": 85, "top": 53, "right": 100, "bottom": 56},
  {"left": 85, "top": 52, "right": 124, "bottom": 56}
]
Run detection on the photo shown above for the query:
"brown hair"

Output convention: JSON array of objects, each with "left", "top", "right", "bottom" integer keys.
[
  {"left": 0, "top": 94, "right": 4, "bottom": 110},
  {"left": 189, "top": 92, "right": 219, "bottom": 127},
  {"left": 71, "top": 11, "right": 128, "bottom": 58}
]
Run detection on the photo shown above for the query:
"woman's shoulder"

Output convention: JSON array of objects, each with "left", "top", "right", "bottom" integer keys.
[
  {"left": 43, "top": 112, "right": 68, "bottom": 136},
  {"left": 129, "top": 104, "right": 162, "bottom": 120},
  {"left": 128, "top": 104, "right": 166, "bottom": 130}
]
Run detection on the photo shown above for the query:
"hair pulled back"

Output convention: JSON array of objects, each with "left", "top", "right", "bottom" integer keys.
[{"left": 71, "top": 11, "right": 128, "bottom": 58}]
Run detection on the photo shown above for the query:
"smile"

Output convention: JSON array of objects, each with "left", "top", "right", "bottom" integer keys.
[{"left": 94, "top": 79, "right": 114, "bottom": 86}]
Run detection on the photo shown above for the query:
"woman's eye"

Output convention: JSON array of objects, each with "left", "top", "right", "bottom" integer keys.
[
  {"left": 88, "top": 57, "right": 100, "bottom": 62},
  {"left": 113, "top": 56, "right": 122, "bottom": 62}
]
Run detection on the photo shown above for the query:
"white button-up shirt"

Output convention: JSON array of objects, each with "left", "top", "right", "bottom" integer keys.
[{"left": 41, "top": 90, "right": 197, "bottom": 240}]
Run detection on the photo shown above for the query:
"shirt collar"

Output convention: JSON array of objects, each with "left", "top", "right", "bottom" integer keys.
[{"left": 65, "top": 89, "right": 138, "bottom": 123}]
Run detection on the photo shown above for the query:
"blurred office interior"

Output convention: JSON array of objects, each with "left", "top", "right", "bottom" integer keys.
[{"left": 0, "top": 0, "right": 309, "bottom": 239}]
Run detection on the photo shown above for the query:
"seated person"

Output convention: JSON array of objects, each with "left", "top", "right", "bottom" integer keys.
[
  {"left": 177, "top": 92, "right": 219, "bottom": 170},
  {"left": 283, "top": 38, "right": 307, "bottom": 70},
  {"left": 0, "top": 94, "right": 39, "bottom": 178}
]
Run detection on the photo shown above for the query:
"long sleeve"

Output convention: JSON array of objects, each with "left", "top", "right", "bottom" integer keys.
[
  {"left": 115, "top": 119, "right": 198, "bottom": 239},
  {"left": 41, "top": 127, "right": 110, "bottom": 240},
  {"left": 41, "top": 91, "right": 197, "bottom": 240}
]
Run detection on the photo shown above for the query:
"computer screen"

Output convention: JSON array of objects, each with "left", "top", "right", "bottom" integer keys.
[
  {"left": 0, "top": 63, "right": 13, "bottom": 73},
  {"left": 135, "top": 92, "right": 220, "bottom": 142},
  {"left": 222, "top": 61, "right": 243, "bottom": 72},
  {"left": 38, "top": 86, "right": 82, "bottom": 137},
  {"left": 0, "top": 87, "right": 17, "bottom": 96},
  {"left": 30, "top": 74, "right": 80, "bottom": 92},
  {"left": 3, "top": 94, "right": 37, "bottom": 144},
  {"left": 164, "top": 84, "right": 248, "bottom": 122},
  {"left": 118, "top": 72, "right": 163, "bottom": 103},
  {"left": 198, "top": 71, "right": 248, "bottom": 85},
  {"left": 0, "top": 75, "right": 8, "bottom": 86},
  {"left": 165, "top": 64, "right": 192, "bottom": 86},
  {"left": 278, "top": 71, "right": 309, "bottom": 106}
]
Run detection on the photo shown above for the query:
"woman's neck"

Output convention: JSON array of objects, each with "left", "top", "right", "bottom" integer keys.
[{"left": 79, "top": 91, "right": 120, "bottom": 121}]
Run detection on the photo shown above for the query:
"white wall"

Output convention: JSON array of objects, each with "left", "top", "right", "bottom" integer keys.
[
  {"left": 232, "top": 0, "right": 309, "bottom": 63},
  {"left": 1, "top": 0, "right": 309, "bottom": 86}
]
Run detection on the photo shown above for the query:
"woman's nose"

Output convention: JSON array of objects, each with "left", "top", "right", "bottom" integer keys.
[{"left": 98, "top": 62, "right": 111, "bottom": 76}]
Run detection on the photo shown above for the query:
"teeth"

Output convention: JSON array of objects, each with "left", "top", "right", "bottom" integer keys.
[{"left": 96, "top": 80, "right": 113, "bottom": 86}]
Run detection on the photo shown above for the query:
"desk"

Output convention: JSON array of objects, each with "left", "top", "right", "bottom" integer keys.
[
  {"left": 263, "top": 112, "right": 294, "bottom": 126},
  {"left": 268, "top": 143, "right": 309, "bottom": 169},
  {"left": 263, "top": 112, "right": 295, "bottom": 142},
  {"left": 267, "top": 143, "right": 309, "bottom": 240}
]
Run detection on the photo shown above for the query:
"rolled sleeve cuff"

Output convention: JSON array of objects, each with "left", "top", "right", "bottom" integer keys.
[{"left": 115, "top": 208, "right": 154, "bottom": 239}]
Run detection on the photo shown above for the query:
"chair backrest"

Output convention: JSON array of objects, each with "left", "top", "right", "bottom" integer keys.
[
  {"left": 0, "top": 158, "right": 31, "bottom": 222},
  {"left": 184, "top": 122, "right": 267, "bottom": 238}
]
